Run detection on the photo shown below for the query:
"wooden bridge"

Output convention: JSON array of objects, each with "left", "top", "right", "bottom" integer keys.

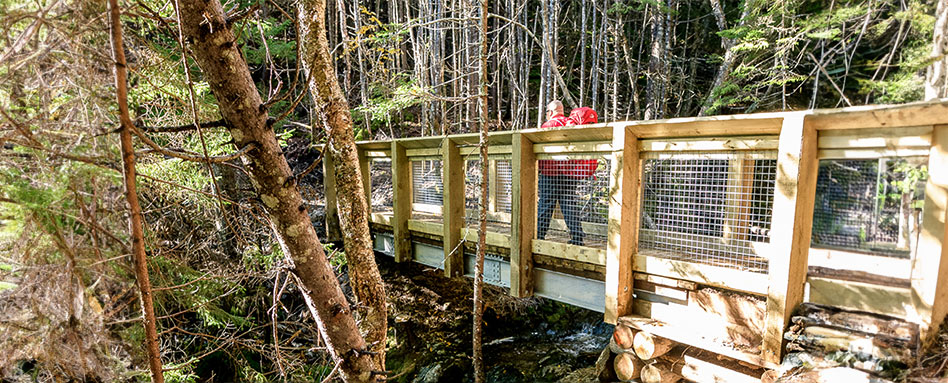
[{"left": 322, "top": 100, "right": 948, "bottom": 370}]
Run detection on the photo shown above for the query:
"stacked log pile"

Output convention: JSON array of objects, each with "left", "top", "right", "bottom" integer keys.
[
  {"left": 597, "top": 320, "right": 766, "bottom": 382},
  {"left": 776, "top": 303, "right": 918, "bottom": 382}
]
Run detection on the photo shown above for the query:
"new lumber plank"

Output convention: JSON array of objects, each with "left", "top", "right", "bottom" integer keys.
[
  {"left": 911, "top": 124, "right": 948, "bottom": 341},
  {"left": 605, "top": 125, "right": 640, "bottom": 324},
  {"left": 442, "top": 138, "right": 464, "bottom": 278},
  {"left": 762, "top": 113, "right": 819, "bottom": 365},
  {"left": 391, "top": 140, "right": 411, "bottom": 262},
  {"left": 510, "top": 133, "right": 537, "bottom": 297}
]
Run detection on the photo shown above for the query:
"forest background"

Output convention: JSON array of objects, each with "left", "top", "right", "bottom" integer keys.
[{"left": 0, "top": 0, "right": 945, "bottom": 381}]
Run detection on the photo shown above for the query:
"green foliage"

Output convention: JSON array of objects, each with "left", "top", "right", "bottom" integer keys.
[
  {"left": 163, "top": 358, "right": 200, "bottom": 383},
  {"left": 352, "top": 77, "right": 427, "bottom": 139},
  {"left": 151, "top": 255, "right": 252, "bottom": 330}
]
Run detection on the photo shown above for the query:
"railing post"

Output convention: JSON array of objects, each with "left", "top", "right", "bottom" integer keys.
[
  {"left": 443, "top": 138, "right": 465, "bottom": 277},
  {"left": 357, "top": 148, "right": 371, "bottom": 205},
  {"left": 323, "top": 149, "right": 342, "bottom": 242},
  {"left": 605, "top": 124, "right": 640, "bottom": 324},
  {"left": 391, "top": 140, "right": 412, "bottom": 263},
  {"left": 762, "top": 113, "right": 818, "bottom": 365},
  {"left": 912, "top": 124, "right": 948, "bottom": 343},
  {"left": 510, "top": 133, "right": 536, "bottom": 297}
]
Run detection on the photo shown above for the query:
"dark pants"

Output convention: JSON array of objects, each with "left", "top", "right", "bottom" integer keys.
[{"left": 537, "top": 174, "right": 585, "bottom": 245}]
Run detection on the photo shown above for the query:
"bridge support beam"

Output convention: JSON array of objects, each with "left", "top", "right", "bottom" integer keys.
[
  {"left": 510, "top": 133, "right": 536, "bottom": 297},
  {"left": 762, "top": 113, "right": 818, "bottom": 365},
  {"left": 443, "top": 138, "right": 465, "bottom": 278},
  {"left": 605, "top": 125, "right": 640, "bottom": 324},
  {"left": 392, "top": 140, "right": 412, "bottom": 263},
  {"left": 912, "top": 124, "right": 948, "bottom": 343}
]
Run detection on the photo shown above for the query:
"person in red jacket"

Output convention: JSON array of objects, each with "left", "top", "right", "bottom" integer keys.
[{"left": 536, "top": 100, "right": 592, "bottom": 246}]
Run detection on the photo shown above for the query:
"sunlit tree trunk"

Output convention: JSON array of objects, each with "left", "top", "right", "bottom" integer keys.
[
  {"left": 926, "top": 0, "right": 947, "bottom": 100},
  {"left": 177, "top": 0, "right": 380, "bottom": 380}
]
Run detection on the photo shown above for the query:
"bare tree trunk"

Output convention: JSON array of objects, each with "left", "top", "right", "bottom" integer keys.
[
  {"left": 107, "top": 2, "right": 164, "bottom": 381},
  {"left": 699, "top": 0, "right": 750, "bottom": 116},
  {"left": 474, "top": 0, "right": 489, "bottom": 380},
  {"left": 926, "top": 0, "right": 948, "bottom": 100},
  {"left": 177, "top": 0, "right": 380, "bottom": 380},
  {"left": 297, "top": 0, "right": 389, "bottom": 370},
  {"left": 644, "top": 3, "right": 666, "bottom": 120}
]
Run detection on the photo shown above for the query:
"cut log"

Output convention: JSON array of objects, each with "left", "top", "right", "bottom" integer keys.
[
  {"left": 760, "top": 369, "right": 780, "bottom": 383},
  {"left": 614, "top": 323, "right": 636, "bottom": 349},
  {"left": 784, "top": 325, "right": 913, "bottom": 363},
  {"left": 640, "top": 362, "right": 683, "bottom": 383},
  {"left": 633, "top": 331, "right": 676, "bottom": 360},
  {"left": 795, "top": 303, "right": 917, "bottom": 342},
  {"left": 596, "top": 347, "right": 618, "bottom": 382},
  {"left": 614, "top": 352, "right": 646, "bottom": 381}
]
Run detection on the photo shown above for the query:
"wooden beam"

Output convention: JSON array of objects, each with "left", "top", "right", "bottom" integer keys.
[
  {"left": 911, "top": 125, "right": 948, "bottom": 342},
  {"left": 461, "top": 227, "right": 511, "bottom": 249},
  {"left": 532, "top": 239, "right": 607, "bottom": 265},
  {"left": 639, "top": 136, "right": 779, "bottom": 152},
  {"left": 408, "top": 219, "right": 443, "bottom": 237},
  {"left": 405, "top": 147, "right": 442, "bottom": 157},
  {"left": 323, "top": 149, "right": 341, "bottom": 242},
  {"left": 459, "top": 145, "right": 512, "bottom": 156},
  {"left": 510, "top": 133, "right": 537, "bottom": 297},
  {"left": 807, "top": 277, "right": 913, "bottom": 319},
  {"left": 806, "top": 99, "right": 948, "bottom": 130},
  {"left": 817, "top": 126, "right": 932, "bottom": 149},
  {"left": 391, "top": 140, "right": 411, "bottom": 263},
  {"left": 488, "top": 159, "right": 497, "bottom": 212},
  {"left": 634, "top": 253, "right": 770, "bottom": 295},
  {"left": 357, "top": 148, "right": 371, "bottom": 208},
  {"left": 817, "top": 147, "right": 931, "bottom": 159},
  {"left": 605, "top": 125, "right": 640, "bottom": 324},
  {"left": 533, "top": 141, "right": 613, "bottom": 154},
  {"left": 762, "top": 113, "right": 819, "bottom": 365},
  {"left": 442, "top": 138, "right": 465, "bottom": 278}
]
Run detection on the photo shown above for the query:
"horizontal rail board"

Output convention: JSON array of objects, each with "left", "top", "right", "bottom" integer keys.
[
  {"left": 364, "top": 150, "right": 391, "bottom": 158},
  {"left": 817, "top": 126, "right": 932, "bottom": 149},
  {"left": 460, "top": 227, "right": 511, "bottom": 249},
  {"left": 370, "top": 212, "right": 394, "bottom": 226},
  {"left": 408, "top": 220, "right": 443, "bottom": 236},
  {"left": 533, "top": 141, "right": 613, "bottom": 154},
  {"left": 406, "top": 147, "right": 442, "bottom": 157},
  {"left": 806, "top": 276, "right": 913, "bottom": 319},
  {"left": 639, "top": 136, "right": 779, "bottom": 152},
  {"left": 817, "top": 147, "right": 931, "bottom": 159},
  {"left": 532, "top": 239, "right": 607, "bottom": 266},
  {"left": 633, "top": 253, "right": 769, "bottom": 295},
  {"left": 459, "top": 145, "right": 513, "bottom": 156}
]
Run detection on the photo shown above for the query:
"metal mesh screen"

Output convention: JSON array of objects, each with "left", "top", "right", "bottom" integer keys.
[
  {"left": 465, "top": 158, "right": 513, "bottom": 234},
  {"left": 638, "top": 151, "right": 777, "bottom": 273},
  {"left": 370, "top": 159, "right": 393, "bottom": 213},
  {"left": 535, "top": 154, "right": 611, "bottom": 249},
  {"left": 811, "top": 157, "right": 928, "bottom": 257},
  {"left": 411, "top": 159, "right": 443, "bottom": 221}
]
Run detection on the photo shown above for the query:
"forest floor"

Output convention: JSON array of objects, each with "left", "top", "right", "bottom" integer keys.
[{"left": 374, "top": 255, "right": 609, "bottom": 383}]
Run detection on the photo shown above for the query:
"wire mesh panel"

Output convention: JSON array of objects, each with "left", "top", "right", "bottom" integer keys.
[
  {"left": 411, "top": 159, "right": 443, "bottom": 220},
  {"left": 535, "top": 153, "right": 611, "bottom": 249},
  {"left": 370, "top": 159, "right": 393, "bottom": 213},
  {"left": 811, "top": 157, "right": 928, "bottom": 257},
  {"left": 638, "top": 151, "right": 777, "bottom": 273},
  {"left": 464, "top": 157, "right": 513, "bottom": 234}
]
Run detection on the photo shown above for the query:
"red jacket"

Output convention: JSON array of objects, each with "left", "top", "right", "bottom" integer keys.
[{"left": 538, "top": 111, "right": 599, "bottom": 178}]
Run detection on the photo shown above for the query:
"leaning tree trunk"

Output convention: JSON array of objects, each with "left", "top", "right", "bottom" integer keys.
[
  {"left": 107, "top": 1, "right": 164, "bottom": 381},
  {"left": 177, "top": 0, "right": 379, "bottom": 381},
  {"left": 926, "top": 0, "right": 947, "bottom": 100},
  {"left": 297, "top": 0, "right": 389, "bottom": 369}
]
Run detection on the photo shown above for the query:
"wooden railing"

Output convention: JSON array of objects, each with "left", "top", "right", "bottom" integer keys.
[{"left": 324, "top": 100, "right": 948, "bottom": 367}]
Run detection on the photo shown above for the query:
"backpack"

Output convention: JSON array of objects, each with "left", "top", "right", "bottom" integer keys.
[{"left": 568, "top": 107, "right": 599, "bottom": 126}]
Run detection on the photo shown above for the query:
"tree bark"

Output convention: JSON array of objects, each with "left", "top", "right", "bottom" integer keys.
[
  {"left": 177, "top": 0, "right": 380, "bottom": 381},
  {"left": 473, "top": 0, "right": 489, "bottom": 381},
  {"left": 297, "top": 0, "right": 389, "bottom": 369},
  {"left": 107, "top": 1, "right": 164, "bottom": 381},
  {"left": 926, "top": 0, "right": 947, "bottom": 100}
]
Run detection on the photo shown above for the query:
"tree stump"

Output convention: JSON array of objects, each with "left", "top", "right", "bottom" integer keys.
[{"left": 633, "top": 331, "right": 676, "bottom": 360}]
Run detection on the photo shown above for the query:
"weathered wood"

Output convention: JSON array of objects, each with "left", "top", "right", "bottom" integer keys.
[
  {"left": 614, "top": 323, "right": 636, "bottom": 350},
  {"left": 633, "top": 332, "right": 676, "bottom": 360},
  {"left": 605, "top": 125, "right": 639, "bottom": 324},
  {"left": 807, "top": 266, "right": 909, "bottom": 289},
  {"left": 784, "top": 326, "right": 912, "bottom": 363},
  {"left": 596, "top": 348, "right": 619, "bottom": 382},
  {"left": 631, "top": 298, "right": 763, "bottom": 357},
  {"left": 323, "top": 150, "right": 342, "bottom": 242},
  {"left": 763, "top": 113, "right": 818, "bottom": 365},
  {"left": 391, "top": 141, "right": 411, "bottom": 262},
  {"left": 405, "top": 147, "right": 442, "bottom": 157},
  {"left": 911, "top": 124, "right": 948, "bottom": 342},
  {"left": 442, "top": 138, "right": 464, "bottom": 278},
  {"left": 806, "top": 277, "right": 914, "bottom": 319},
  {"left": 614, "top": 352, "right": 646, "bottom": 381},
  {"left": 407, "top": 220, "right": 443, "bottom": 236},
  {"left": 639, "top": 136, "right": 779, "bottom": 152},
  {"left": 640, "top": 362, "right": 683, "bottom": 383},
  {"left": 619, "top": 315, "right": 771, "bottom": 369},
  {"left": 357, "top": 148, "right": 371, "bottom": 203},
  {"left": 510, "top": 133, "right": 536, "bottom": 297},
  {"left": 634, "top": 280, "right": 689, "bottom": 304},
  {"left": 794, "top": 303, "right": 917, "bottom": 342},
  {"left": 532, "top": 238, "right": 606, "bottom": 265},
  {"left": 460, "top": 227, "right": 510, "bottom": 249}
]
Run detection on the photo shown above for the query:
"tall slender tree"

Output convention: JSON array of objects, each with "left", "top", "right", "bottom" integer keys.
[{"left": 473, "top": 0, "right": 489, "bottom": 381}]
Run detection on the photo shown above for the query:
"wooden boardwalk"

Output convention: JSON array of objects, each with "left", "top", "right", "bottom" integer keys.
[{"left": 323, "top": 100, "right": 948, "bottom": 368}]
